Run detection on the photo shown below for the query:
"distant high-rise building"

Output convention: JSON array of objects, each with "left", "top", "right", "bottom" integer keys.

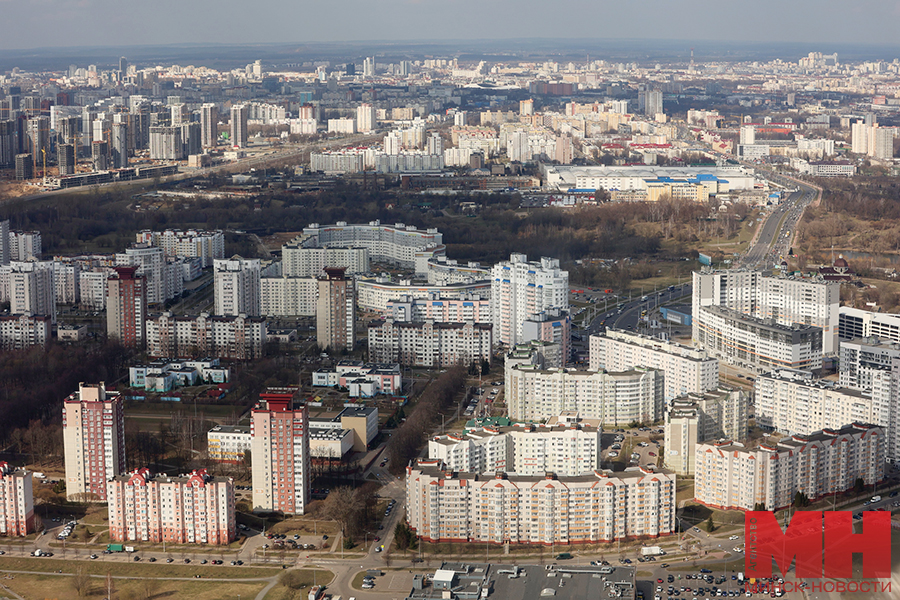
[
  {"left": 106, "top": 266, "right": 147, "bottom": 347},
  {"left": 181, "top": 122, "right": 201, "bottom": 157},
  {"left": 0, "top": 462, "right": 34, "bottom": 536},
  {"left": 110, "top": 122, "right": 128, "bottom": 169},
  {"left": 317, "top": 267, "right": 355, "bottom": 352},
  {"left": 91, "top": 140, "right": 108, "bottom": 171},
  {"left": 871, "top": 125, "right": 895, "bottom": 160},
  {"left": 356, "top": 103, "right": 376, "bottom": 133},
  {"left": 230, "top": 105, "right": 249, "bottom": 148},
  {"left": 519, "top": 99, "right": 534, "bottom": 116},
  {"left": 119, "top": 56, "right": 128, "bottom": 75},
  {"left": 57, "top": 143, "right": 75, "bottom": 175},
  {"left": 200, "top": 104, "right": 218, "bottom": 148},
  {"left": 170, "top": 104, "right": 189, "bottom": 126},
  {"left": 740, "top": 125, "right": 755, "bottom": 146},
  {"left": 25, "top": 116, "right": 49, "bottom": 168},
  {"left": 214, "top": 257, "right": 261, "bottom": 317},
  {"left": 427, "top": 132, "right": 444, "bottom": 156},
  {"left": 8, "top": 260, "right": 55, "bottom": 323},
  {"left": 148, "top": 126, "right": 183, "bottom": 160},
  {"left": 62, "top": 382, "right": 125, "bottom": 502},
  {"left": 0, "top": 120, "right": 15, "bottom": 168},
  {"left": 251, "top": 390, "right": 310, "bottom": 515},
  {"left": 645, "top": 89, "right": 663, "bottom": 117},
  {"left": 363, "top": 57, "right": 375, "bottom": 77},
  {"left": 453, "top": 111, "right": 467, "bottom": 127},
  {"left": 851, "top": 120, "right": 869, "bottom": 154},
  {"left": 554, "top": 135, "right": 573, "bottom": 164},
  {"left": 14, "top": 154, "right": 32, "bottom": 180}
]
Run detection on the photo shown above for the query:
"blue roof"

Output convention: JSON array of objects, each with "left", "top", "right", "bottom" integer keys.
[
  {"left": 552, "top": 322, "right": 561, "bottom": 327},
  {"left": 432, "top": 302, "right": 444, "bottom": 306},
  {"left": 463, "top": 302, "right": 473, "bottom": 306}
]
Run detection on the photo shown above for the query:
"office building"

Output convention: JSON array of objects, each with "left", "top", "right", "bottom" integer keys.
[
  {"left": 8, "top": 260, "right": 55, "bottom": 324},
  {"left": 106, "top": 266, "right": 147, "bottom": 347},
  {"left": 251, "top": 390, "right": 310, "bottom": 514},
  {"left": 692, "top": 269, "right": 839, "bottom": 355},
  {"left": 368, "top": 319, "right": 492, "bottom": 368},
  {"left": 0, "top": 462, "right": 34, "bottom": 536},
  {"left": 108, "top": 468, "right": 235, "bottom": 545},
  {"left": 145, "top": 312, "right": 267, "bottom": 360},
  {"left": 590, "top": 329, "right": 719, "bottom": 402},
  {"left": 200, "top": 104, "right": 218, "bottom": 148},
  {"left": 428, "top": 418, "right": 602, "bottom": 476},
  {"left": 695, "top": 424, "right": 885, "bottom": 512},
  {"left": 230, "top": 105, "right": 249, "bottom": 148},
  {"left": 214, "top": 257, "right": 261, "bottom": 317},
  {"left": 490, "top": 253, "right": 569, "bottom": 348},
  {"left": 62, "top": 382, "right": 125, "bottom": 502},
  {"left": 505, "top": 362, "right": 664, "bottom": 425},
  {"left": 695, "top": 306, "right": 822, "bottom": 373},
  {"left": 207, "top": 425, "right": 251, "bottom": 464},
  {"left": 57, "top": 143, "right": 75, "bottom": 175},
  {"left": 317, "top": 267, "right": 354, "bottom": 351},
  {"left": 664, "top": 388, "right": 749, "bottom": 475},
  {"left": 406, "top": 460, "right": 675, "bottom": 544}
]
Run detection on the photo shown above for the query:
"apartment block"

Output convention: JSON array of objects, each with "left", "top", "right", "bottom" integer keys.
[
  {"left": 838, "top": 337, "right": 900, "bottom": 390},
  {"left": 108, "top": 468, "right": 235, "bottom": 545},
  {"left": 505, "top": 363, "right": 664, "bottom": 425},
  {"left": 145, "top": 312, "right": 267, "bottom": 360},
  {"left": 429, "top": 419, "right": 601, "bottom": 476},
  {"left": 8, "top": 231, "right": 41, "bottom": 262},
  {"left": 426, "top": 257, "right": 490, "bottom": 286},
  {"left": 692, "top": 269, "right": 839, "bottom": 355},
  {"left": 281, "top": 242, "right": 369, "bottom": 277},
  {"left": 838, "top": 307, "right": 900, "bottom": 343},
  {"left": 62, "top": 383, "right": 125, "bottom": 502},
  {"left": 0, "top": 462, "right": 34, "bottom": 536},
  {"left": 214, "top": 257, "right": 261, "bottom": 317},
  {"left": 490, "top": 253, "right": 569, "bottom": 348},
  {"left": 53, "top": 261, "right": 80, "bottom": 304},
  {"left": 406, "top": 460, "right": 675, "bottom": 544},
  {"left": 663, "top": 387, "right": 749, "bottom": 475},
  {"left": 385, "top": 294, "right": 491, "bottom": 323},
  {"left": 0, "top": 313, "right": 51, "bottom": 350},
  {"left": 591, "top": 329, "right": 719, "bottom": 401},
  {"left": 368, "top": 319, "right": 492, "bottom": 368},
  {"left": 695, "top": 306, "right": 822, "bottom": 373},
  {"left": 522, "top": 308, "right": 571, "bottom": 364},
  {"left": 207, "top": 425, "right": 251, "bottom": 464},
  {"left": 106, "top": 266, "right": 147, "bottom": 347},
  {"left": 136, "top": 230, "right": 225, "bottom": 268},
  {"left": 116, "top": 244, "right": 180, "bottom": 305},
  {"left": 260, "top": 276, "right": 318, "bottom": 317},
  {"left": 695, "top": 424, "right": 885, "bottom": 512},
  {"left": 251, "top": 390, "right": 310, "bottom": 515},
  {"left": 317, "top": 267, "right": 354, "bottom": 351},
  {"left": 5, "top": 260, "right": 56, "bottom": 324},
  {"left": 357, "top": 278, "right": 491, "bottom": 313}
]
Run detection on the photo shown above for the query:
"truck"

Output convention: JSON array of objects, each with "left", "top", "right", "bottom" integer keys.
[
  {"left": 641, "top": 546, "right": 665, "bottom": 556},
  {"left": 125, "top": 546, "right": 136, "bottom": 553},
  {"left": 107, "top": 544, "right": 124, "bottom": 553}
]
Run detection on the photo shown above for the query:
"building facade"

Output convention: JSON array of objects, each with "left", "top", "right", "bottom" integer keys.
[
  {"left": 260, "top": 276, "right": 318, "bottom": 317},
  {"left": 317, "top": 267, "right": 354, "bottom": 351},
  {"left": 145, "top": 312, "right": 267, "bottom": 360},
  {"left": 0, "top": 313, "right": 51, "bottom": 350},
  {"left": 214, "top": 257, "right": 261, "bottom": 317},
  {"left": 0, "top": 462, "right": 34, "bottom": 536},
  {"left": 207, "top": 425, "right": 251, "bottom": 464},
  {"left": 106, "top": 266, "right": 147, "bottom": 347},
  {"left": 368, "top": 319, "right": 493, "bottom": 368},
  {"left": 251, "top": 391, "right": 310, "bottom": 514},
  {"left": 136, "top": 230, "right": 225, "bottom": 268},
  {"left": 281, "top": 243, "right": 369, "bottom": 277}
]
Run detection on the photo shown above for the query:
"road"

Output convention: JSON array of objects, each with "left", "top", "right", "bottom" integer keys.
[{"left": 740, "top": 175, "right": 819, "bottom": 269}]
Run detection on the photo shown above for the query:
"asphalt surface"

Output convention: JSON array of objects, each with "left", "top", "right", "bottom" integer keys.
[{"left": 740, "top": 175, "right": 819, "bottom": 269}]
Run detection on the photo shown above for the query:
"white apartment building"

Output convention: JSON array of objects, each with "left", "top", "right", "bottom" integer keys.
[
  {"left": 695, "top": 306, "right": 822, "bottom": 373},
  {"left": 62, "top": 382, "right": 125, "bottom": 502},
  {"left": 385, "top": 294, "right": 491, "bottom": 323},
  {"left": 0, "top": 462, "right": 33, "bottom": 536},
  {"left": 260, "top": 276, "right": 318, "bottom": 317},
  {"left": 214, "top": 257, "right": 261, "bottom": 317},
  {"left": 302, "top": 221, "right": 444, "bottom": 275},
  {"left": 0, "top": 313, "right": 51, "bottom": 350},
  {"left": 281, "top": 243, "right": 369, "bottom": 277},
  {"left": 136, "top": 230, "right": 225, "bottom": 268},
  {"left": 754, "top": 368, "right": 899, "bottom": 461},
  {"left": 505, "top": 363, "right": 664, "bottom": 425},
  {"left": 145, "top": 312, "right": 267, "bottom": 360},
  {"left": 426, "top": 257, "right": 490, "bottom": 285},
  {"left": 356, "top": 103, "right": 376, "bottom": 133},
  {"left": 490, "top": 253, "right": 569, "bottom": 348},
  {"left": 406, "top": 460, "right": 676, "bottom": 544},
  {"left": 356, "top": 277, "right": 491, "bottom": 313},
  {"left": 695, "top": 424, "right": 885, "bottom": 512},
  {"left": 4, "top": 260, "right": 56, "bottom": 323},
  {"left": 839, "top": 307, "right": 900, "bottom": 343},
  {"left": 692, "top": 269, "right": 839, "bottom": 355},
  {"left": 327, "top": 118, "right": 356, "bottom": 134},
  {"left": 107, "top": 468, "right": 235, "bottom": 545},
  {"left": 590, "top": 329, "right": 719, "bottom": 402},
  {"left": 428, "top": 420, "right": 602, "bottom": 476},
  {"left": 79, "top": 269, "right": 110, "bottom": 310},
  {"left": 507, "top": 340, "right": 565, "bottom": 371},
  {"left": 8, "top": 231, "right": 40, "bottom": 261},
  {"left": 116, "top": 244, "right": 180, "bottom": 305},
  {"left": 838, "top": 337, "right": 900, "bottom": 390},
  {"left": 53, "top": 261, "right": 80, "bottom": 304},
  {"left": 664, "top": 388, "right": 749, "bottom": 475},
  {"left": 251, "top": 391, "right": 310, "bottom": 515},
  {"left": 207, "top": 425, "right": 251, "bottom": 464},
  {"left": 368, "top": 319, "right": 493, "bottom": 368}
]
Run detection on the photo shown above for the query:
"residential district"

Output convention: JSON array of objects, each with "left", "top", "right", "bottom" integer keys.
[{"left": 1, "top": 46, "right": 900, "bottom": 600}]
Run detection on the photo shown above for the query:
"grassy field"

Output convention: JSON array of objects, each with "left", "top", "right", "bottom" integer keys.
[
  {"left": 2, "top": 573, "right": 267, "bottom": 600},
  {"left": 0, "top": 556, "right": 283, "bottom": 579}
]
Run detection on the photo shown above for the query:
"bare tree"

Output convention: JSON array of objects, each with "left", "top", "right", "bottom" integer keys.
[{"left": 71, "top": 565, "right": 91, "bottom": 598}]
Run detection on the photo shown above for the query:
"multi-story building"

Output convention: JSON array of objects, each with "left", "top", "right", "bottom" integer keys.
[
  {"left": 590, "top": 329, "right": 719, "bottom": 402},
  {"left": 110, "top": 121, "right": 128, "bottom": 169},
  {"left": 148, "top": 126, "right": 183, "bottom": 160},
  {"left": 368, "top": 319, "right": 493, "bottom": 368},
  {"left": 522, "top": 308, "right": 571, "bottom": 364},
  {"left": 145, "top": 312, "right": 267, "bottom": 360},
  {"left": 838, "top": 337, "right": 900, "bottom": 390},
  {"left": 312, "top": 361, "right": 401, "bottom": 398},
  {"left": 317, "top": 267, "right": 354, "bottom": 351},
  {"left": 106, "top": 266, "right": 147, "bottom": 347},
  {"left": 230, "top": 105, "right": 249, "bottom": 149},
  {"left": 0, "top": 313, "right": 51, "bottom": 350},
  {"left": 839, "top": 307, "right": 900, "bottom": 343},
  {"left": 429, "top": 418, "right": 601, "bottom": 476},
  {"left": 308, "top": 405, "right": 380, "bottom": 452},
  {"left": 490, "top": 253, "right": 569, "bottom": 348},
  {"left": 251, "top": 390, "right": 310, "bottom": 515},
  {"left": 260, "top": 276, "right": 318, "bottom": 317},
  {"left": 214, "top": 257, "right": 261, "bottom": 317},
  {"left": 692, "top": 269, "right": 839, "bottom": 355},
  {"left": 505, "top": 362, "right": 664, "bottom": 425},
  {"left": 694, "top": 424, "right": 885, "bottom": 512},
  {"left": 116, "top": 244, "right": 176, "bottom": 305},
  {"left": 9, "top": 231, "right": 41, "bottom": 261},
  {"left": 200, "top": 104, "right": 218, "bottom": 148},
  {"left": 507, "top": 339, "right": 565, "bottom": 370},
  {"left": 53, "top": 262, "right": 80, "bottom": 304},
  {"left": 426, "top": 257, "right": 490, "bottom": 285},
  {"left": 0, "top": 462, "right": 34, "bottom": 536},
  {"left": 385, "top": 294, "right": 491, "bottom": 323},
  {"left": 107, "top": 468, "right": 235, "bottom": 545},
  {"left": 281, "top": 242, "right": 369, "bottom": 277},
  {"left": 7, "top": 260, "right": 55, "bottom": 323},
  {"left": 356, "top": 277, "right": 491, "bottom": 313},
  {"left": 694, "top": 305, "right": 822, "bottom": 373},
  {"left": 80, "top": 269, "right": 110, "bottom": 311},
  {"left": 207, "top": 425, "right": 251, "bottom": 464},
  {"left": 663, "top": 387, "right": 749, "bottom": 475},
  {"left": 302, "top": 221, "right": 444, "bottom": 276},
  {"left": 136, "top": 230, "right": 225, "bottom": 268},
  {"left": 62, "top": 382, "right": 125, "bottom": 502},
  {"left": 406, "top": 460, "right": 675, "bottom": 544},
  {"left": 356, "top": 103, "right": 376, "bottom": 133}
]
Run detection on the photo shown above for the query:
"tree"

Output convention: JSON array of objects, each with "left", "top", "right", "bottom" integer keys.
[
  {"left": 394, "top": 521, "right": 413, "bottom": 551},
  {"left": 793, "top": 491, "right": 810, "bottom": 509},
  {"left": 321, "top": 486, "right": 363, "bottom": 542},
  {"left": 139, "top": 578, "right": 160, "bottom": 600},
  {"left": 705, "top": 516, "right": 715, "bottom": 533},
  {"left": 71, "top": 566, "right": 91, "bottom": 599},
  {"left": 854, "top": 477, "right": 865, "bottom": 494},
  {"left": 753, "top": 502, "right": 766, "bottom": 512}
]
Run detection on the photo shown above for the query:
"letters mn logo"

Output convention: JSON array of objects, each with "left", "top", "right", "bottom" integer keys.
[{"left": 745, "top": 511, "right": 891, "bottom": 579}]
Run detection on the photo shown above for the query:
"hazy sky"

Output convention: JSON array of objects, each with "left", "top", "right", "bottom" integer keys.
[{"left": 2, "top": 0, "right": 900, "bottom": 53}]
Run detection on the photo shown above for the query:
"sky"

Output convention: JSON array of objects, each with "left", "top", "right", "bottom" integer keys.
[{"left": 2, "top": 0, "right": 900, "bottom": 53}]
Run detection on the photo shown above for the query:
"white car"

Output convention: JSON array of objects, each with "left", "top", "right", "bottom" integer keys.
[
  {"left": 729, "top": 535, "right": 740, "bottom": 540},
  {"left": 608, "top": 451, "right": 619, "bottom": 458}
]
